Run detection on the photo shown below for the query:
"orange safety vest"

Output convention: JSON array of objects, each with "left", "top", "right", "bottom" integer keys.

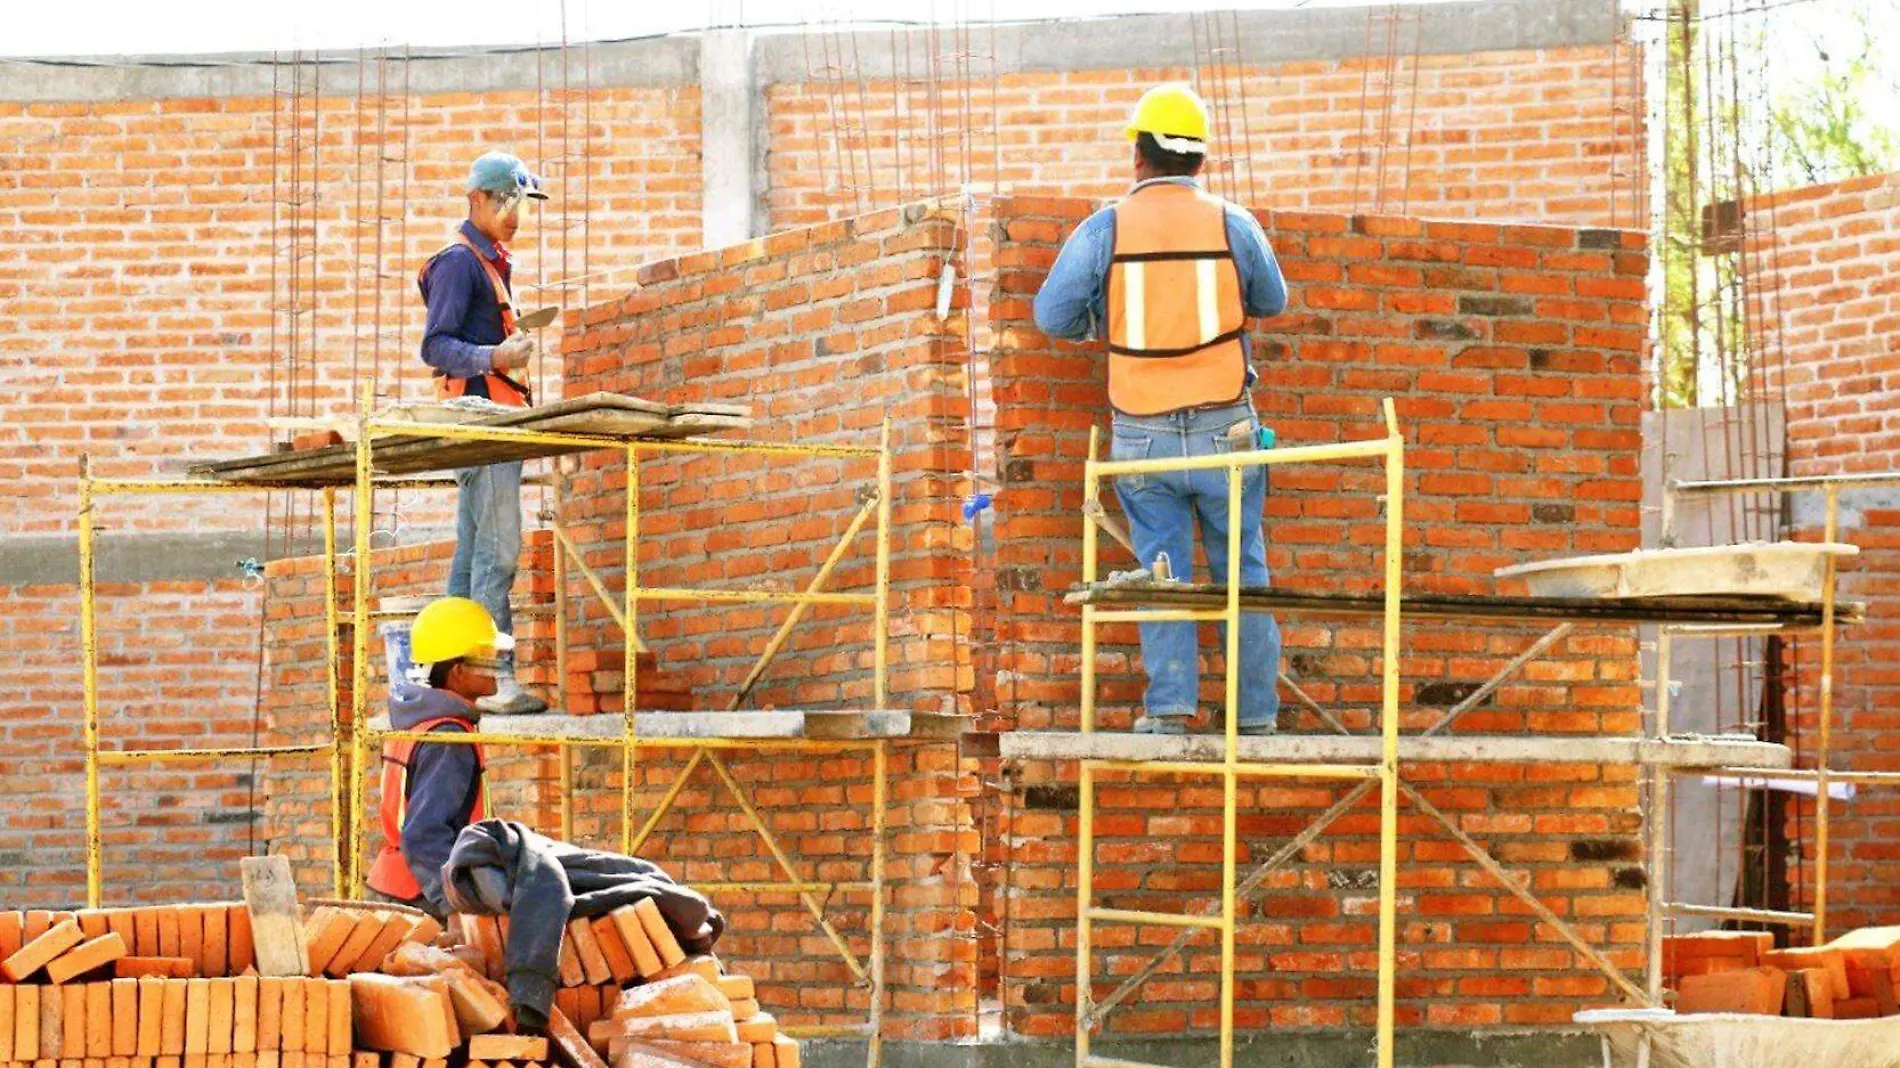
[
  {"left": 420, "top": 232, "right": 532, "bottom": 408},
  {"left": 1104, "top": 183, "right": 1250, "bottom": 417},
  {"left": 364, "top": 714, "right": 487, "bottom": 902}
]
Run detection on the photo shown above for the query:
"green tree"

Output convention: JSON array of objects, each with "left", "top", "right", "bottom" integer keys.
[{"left": 1771, "top": 13, "right": 1900, "bottom": 184}]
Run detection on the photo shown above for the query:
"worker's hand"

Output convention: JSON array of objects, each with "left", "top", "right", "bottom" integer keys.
[{"left": 489, "top": 334, "right": 536, "bottom": 374}]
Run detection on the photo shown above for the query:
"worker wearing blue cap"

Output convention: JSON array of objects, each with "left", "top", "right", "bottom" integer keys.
[{"left": 416, "top": 150, "right": 551, "bottom": 715}]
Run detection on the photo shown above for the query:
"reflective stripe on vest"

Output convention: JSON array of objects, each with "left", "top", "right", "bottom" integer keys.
[
  {"left": 1104, "top": 183, "right": 1249, "bottom": 417},
  {"left": 420, "top": 233, "right": 532, "bottom": 408},
  {"left": 363, "top": 714, "right": 487, "bottom": 902}
]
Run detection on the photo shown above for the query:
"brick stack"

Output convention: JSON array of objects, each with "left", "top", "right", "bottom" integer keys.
[
  {"left": 0, "top": 903, "right": 354, "bottom": 1068},
  {"left": 446, "top": 904, "right": 797, "bottom": 1068},
  {"left": 1663, "top": 927, "right": 1900, "bottom": 1020},
  {"left": 0, "top": 898, "right": 797, "bottom": 1068}
]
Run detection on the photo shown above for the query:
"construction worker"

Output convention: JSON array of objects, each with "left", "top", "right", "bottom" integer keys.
[
  {"left": 1032, "top": 83, "right": 1289, "bottom": 736},
  {"left": 418, "top": 150, "right": 549, "bottom": 715},
  {"left": 365, "top": 597, "right": 502, "bottom": 916}
]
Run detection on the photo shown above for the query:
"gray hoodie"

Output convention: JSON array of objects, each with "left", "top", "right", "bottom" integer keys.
[{"left": 388, "top": 683, "right": 483, "bottom": 917}]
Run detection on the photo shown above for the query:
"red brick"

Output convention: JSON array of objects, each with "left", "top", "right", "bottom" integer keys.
[
  {"left": 1677, "top": 967, "right": 1788, "bottom": 1016},
  {"left": 345, "top": 976, "right": 456, "bottom": 1060}
]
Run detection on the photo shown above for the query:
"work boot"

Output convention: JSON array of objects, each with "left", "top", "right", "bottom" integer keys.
[
  {"left": 1132, "top": 714, "right": 1190, "bottom": 735},
  {"left": 478, "top": 674, "right": 549, "bottom": 716}
]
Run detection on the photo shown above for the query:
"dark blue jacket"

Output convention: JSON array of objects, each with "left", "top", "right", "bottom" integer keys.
[
  {"left": 389, "top": 682, "right": 483, "bottom": 917},
  {"left": 418, "top": 220, "right": 512, "bottom": 387}
]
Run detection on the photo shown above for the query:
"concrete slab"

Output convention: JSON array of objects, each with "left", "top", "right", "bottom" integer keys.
[
  {"left": 998, "top": 731, "right": 1792, "bottom": 770},
  {"left": 365, "top": 710, "right": 925, "bottom": 742}
]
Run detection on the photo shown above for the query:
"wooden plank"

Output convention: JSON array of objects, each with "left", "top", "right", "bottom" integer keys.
[
  {"left": 1067, "top": 581, "right": 1862, "bottom": 627},
  {"left": 238, "top": 861, "right": 306, "bottom": 978},
  {"left": 190, "top": 394, "right": 753, "bottom": 486}
]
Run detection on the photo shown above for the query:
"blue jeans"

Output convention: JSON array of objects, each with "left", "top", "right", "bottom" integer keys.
[
  {"left": 448, "top": 460, "right": 522, "bottom": 657},
  {"left": 1111, "top": 401, "right": 1282, "bottom": 729}
]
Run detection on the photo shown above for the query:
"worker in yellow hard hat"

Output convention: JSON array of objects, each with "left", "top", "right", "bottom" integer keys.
[
  {"left": 1033, "top": 83, "right": 1290, "bottom": 737},
  {"left": 365, "top": 597, "right": 504, "bottom": 915}
]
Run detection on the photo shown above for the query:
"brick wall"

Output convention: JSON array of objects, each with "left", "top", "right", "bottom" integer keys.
[
  {"left": 983, "top": 194, "right": 1651, "bottom": 1033},
  {"left": 768, "top": 45, "right": 1644, "bottom": 232},
  {"left": 0, "top": 84, "right": 702, "bottom": 536},
  {"left": 1746, "top": 172, "right": 1900, "bottom": 477},
  {"left": 0, "top": 31, "right": 1641, "bottom": 539},
  {"left": 3, "top": 9, "right": 1653, "bottom": 1036},
  {"left": 548, "top": 202, "right": 980, "bottom": 1038},
  {"left": 0, "top": 578, "right": 266, "bottom": 906},
  {"left": 558, "top": 201, "right": 972, "bottom": 715},
  {"left": 1743, "top": 171, "right": 1900, "bottom": 931}
]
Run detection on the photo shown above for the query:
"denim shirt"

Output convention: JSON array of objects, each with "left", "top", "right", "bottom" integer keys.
[
  {"left": 1031, "top": 176, "right": 1288, "bottom": 360},
  {"left": 418, "top": 220, "right": 514, "bottom": 381}
]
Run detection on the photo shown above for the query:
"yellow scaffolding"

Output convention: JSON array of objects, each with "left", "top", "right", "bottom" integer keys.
[
  {"left": 1071, "top": 399, "right": 1406, "bottom": 1068},
  {"left": 1036, "top": 422, "right": 1857, "bottom": 1066},
  {"left": 78, "top": 389, "right": 911, "bottom": 1065},
  {"left": 1659, "top": 471, "right": 1874, "bottom": 951}
]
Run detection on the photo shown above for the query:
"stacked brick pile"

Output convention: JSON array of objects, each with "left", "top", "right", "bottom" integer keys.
[
  {"left": 0, "top": 903, "right": 354, "bottom": 1068},
  {"left": 1664, "top": 927, "right": 1900, "bottom": 1019},
  {"left": 0, "top": 899, "right": 795, "bottom": 1068},
  {"left": 375, "top": 904, "right": 796, "bottom": 1068}
]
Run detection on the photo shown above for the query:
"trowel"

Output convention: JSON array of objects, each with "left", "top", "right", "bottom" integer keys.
[{"left": 514, "top": 306, "right": 561, "bottom": 330}]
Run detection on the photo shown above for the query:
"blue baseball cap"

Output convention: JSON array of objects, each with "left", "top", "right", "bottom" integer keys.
[{"left": 467, "top": 151, "right": 548, "bottom": 200}]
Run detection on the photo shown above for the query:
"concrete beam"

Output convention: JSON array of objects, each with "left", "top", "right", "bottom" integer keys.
[
  {"left": 698, "top": 29, "right": 764, "bottom": 246},
  {"left": 0, "top": 35, "right": 698, "bottom": 102},
  {"left": 756, "top": 0, "right": 1620, "bottom": 84},
  {"left": 998, "top": 731, "right": 1793, "bottom": 769},
  {"left": 0, "top": 528, "right": 450, "bottom": 587},
  {"left": 0, "top": 532, "right": 304, "bottom": 586},
  {"left": 4, "top": 0, "right": 1618, "bottom": 102}
]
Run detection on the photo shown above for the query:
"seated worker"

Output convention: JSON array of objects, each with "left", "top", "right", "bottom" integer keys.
[{"left": 365, "top": 596, "right": 504, "bottom": 916}]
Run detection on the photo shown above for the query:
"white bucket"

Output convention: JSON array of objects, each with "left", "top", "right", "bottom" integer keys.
[
  {"left": 377, "top": 596, "right": 432, "bottom": 685},
  {"left": 380, "top": 621, "right": 414, "bottom": 685}
]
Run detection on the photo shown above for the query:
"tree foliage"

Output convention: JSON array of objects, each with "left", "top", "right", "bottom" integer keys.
[{"left": 1770, "top": 13, "right": 1900, "bottom": 185}]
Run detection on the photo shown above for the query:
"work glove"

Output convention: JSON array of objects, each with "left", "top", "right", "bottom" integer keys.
[{"left": 489, "top": 333, "right": 536, "bottom": 374}]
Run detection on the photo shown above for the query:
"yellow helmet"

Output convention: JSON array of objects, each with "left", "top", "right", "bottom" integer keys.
[
  {"left": 1124, "top": 83, "right": 1211, "bottom": 154},
  {"left": 409, "top": 597, "right": 513, "bottom": 667}
]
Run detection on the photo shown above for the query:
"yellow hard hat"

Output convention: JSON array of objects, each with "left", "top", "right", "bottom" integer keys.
[
  {"left": 1124, "top": 83, "right": 1211, "bottom": 153},
  {"left": 409, "top": 596, "right": 513, "bottom": 667}
]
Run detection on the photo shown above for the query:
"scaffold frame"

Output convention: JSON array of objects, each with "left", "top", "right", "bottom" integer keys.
[
  {"left": 1069, "top": 399, "right": 1406, "bottom": 1068},
  {"left": 77, "top": 386, "right": 918, "bottom": 1067}
]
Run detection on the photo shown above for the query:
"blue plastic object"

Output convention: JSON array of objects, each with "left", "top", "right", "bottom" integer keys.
[
  {"left": 1256, "top": 425, "right": 1277, "bottom": 450},
  {"left": 962, "top": 493, "right": 994, "bottom": 522}
]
